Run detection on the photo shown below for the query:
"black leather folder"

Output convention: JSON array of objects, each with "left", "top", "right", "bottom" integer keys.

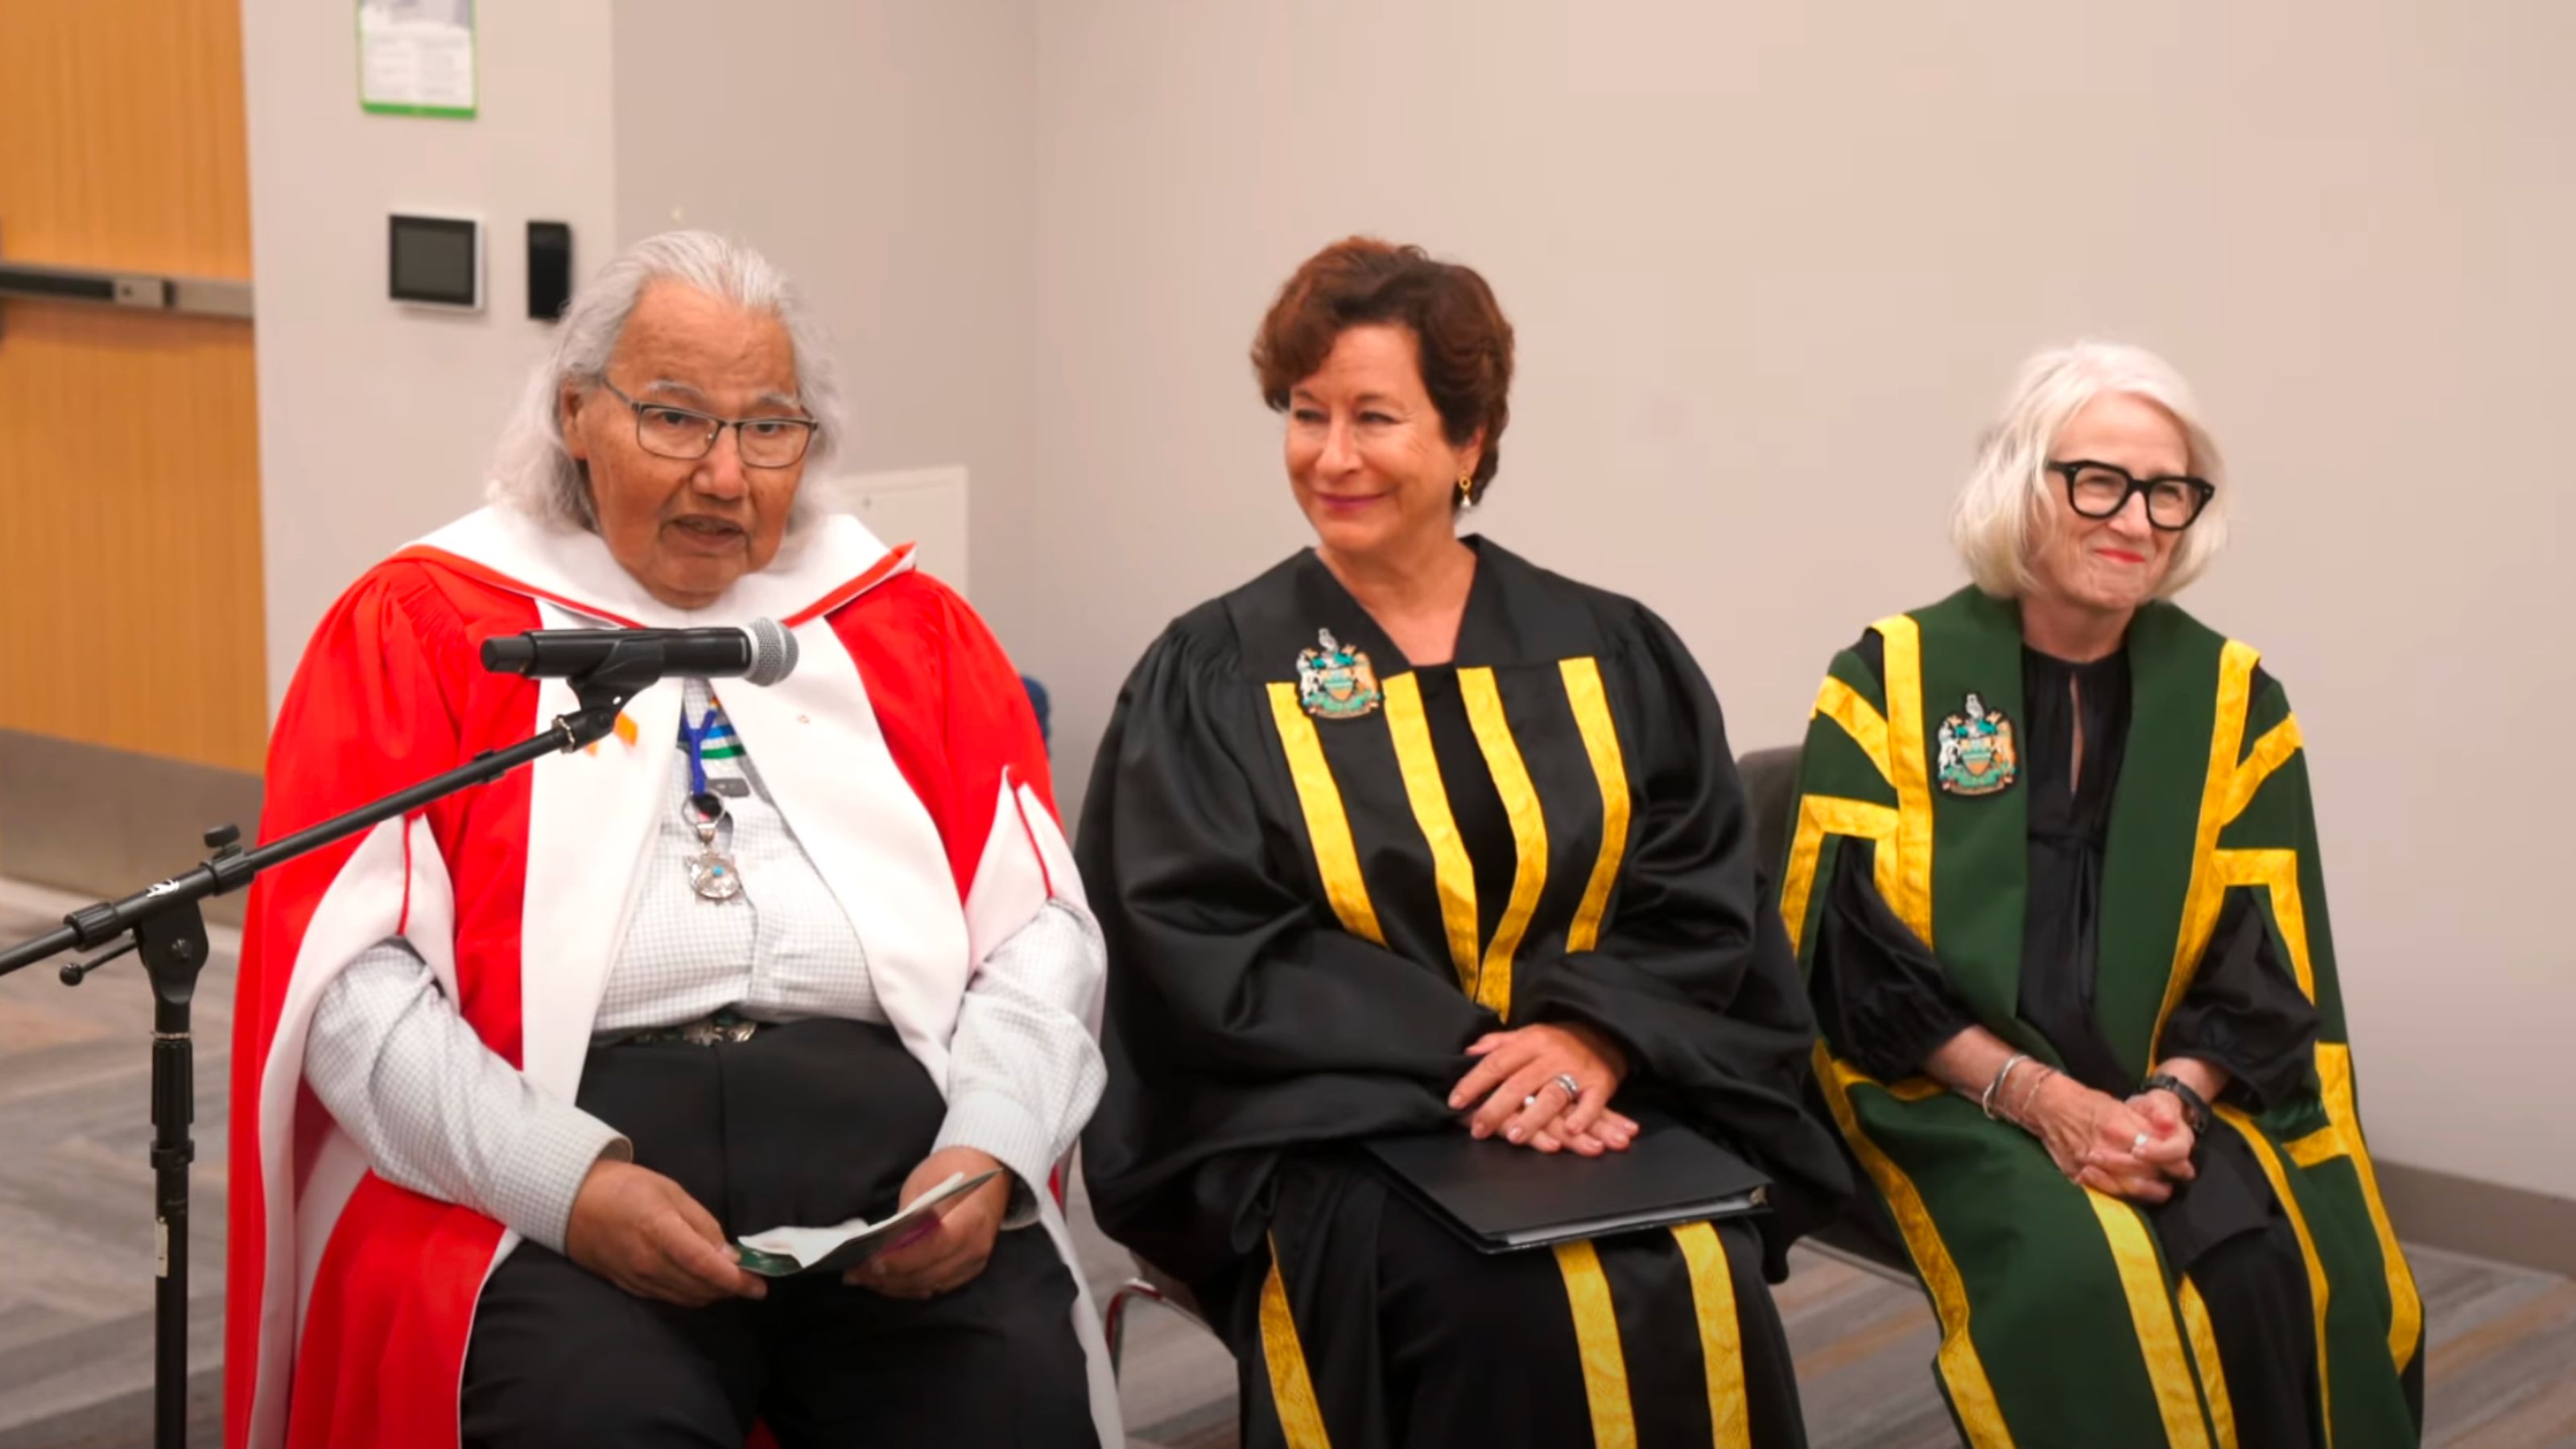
[{"left": 1362, "top": 1111, "right": 1771, "bottom": 1253}]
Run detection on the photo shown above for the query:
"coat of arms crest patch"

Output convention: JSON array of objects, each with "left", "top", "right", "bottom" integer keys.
[
  {"left": 1935, "top": 691, "right": 2018, "bottom": 796},
  {"left": 1296, "top": 629, "right": 1381, "bottom": 720}
]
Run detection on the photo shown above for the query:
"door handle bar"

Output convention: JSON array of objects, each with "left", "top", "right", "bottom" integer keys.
[{"left": 0, "top": 245, "right": 253, "bottom": 335}]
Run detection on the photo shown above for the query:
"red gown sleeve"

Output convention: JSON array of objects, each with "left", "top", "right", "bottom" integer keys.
[{"left": 225, "top": 561, "right": 537, "bottom": 1449}]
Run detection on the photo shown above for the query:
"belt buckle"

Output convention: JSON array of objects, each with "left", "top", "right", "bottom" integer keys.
[
  {"left": 696, "top": 1017, "right": 760, "bottom": 1046},
  {"left": 650, "top": 1010, "right": 762, "bottom": 1047}
]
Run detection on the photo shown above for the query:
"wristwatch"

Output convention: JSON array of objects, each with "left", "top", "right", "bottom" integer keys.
[{"left": 2140, "top": 1072, "right": 2212, "bottom": 1135}]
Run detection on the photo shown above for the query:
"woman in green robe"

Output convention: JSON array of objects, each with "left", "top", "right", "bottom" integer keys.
[{"left": 1785, "top": 342, "right": 2422, "bottom": 1448}]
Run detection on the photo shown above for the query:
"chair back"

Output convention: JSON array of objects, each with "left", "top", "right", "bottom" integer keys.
[
  {"left": 1736, "top": 741, "right": 1918, "bottom": 1281},
  {"left": 1735, "top": 744, "right": 1804, "bottom": 875}
]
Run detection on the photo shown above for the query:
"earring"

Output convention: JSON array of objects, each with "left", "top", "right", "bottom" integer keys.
[{"left": 1456, "top": 472, "right": 1475, "bottom": 506}]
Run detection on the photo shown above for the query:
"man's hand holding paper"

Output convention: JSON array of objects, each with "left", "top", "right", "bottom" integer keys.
[{"left": 846, "top": 1147, "right": 1014, "bottom": 1298}]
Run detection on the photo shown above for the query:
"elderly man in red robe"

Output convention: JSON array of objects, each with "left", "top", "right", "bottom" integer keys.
[{"left": 225, "top": 232, "right": 1117, "bottom": 1448}]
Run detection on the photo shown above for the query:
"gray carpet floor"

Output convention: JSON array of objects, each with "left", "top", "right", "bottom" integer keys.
[{"left": 2, "top": 880, "right": 2569, "bottom": 1447}]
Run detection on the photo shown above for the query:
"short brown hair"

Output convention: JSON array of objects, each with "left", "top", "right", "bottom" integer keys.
[{"left": 1251, "top": 237, "right": 1515, "bottom": 505}]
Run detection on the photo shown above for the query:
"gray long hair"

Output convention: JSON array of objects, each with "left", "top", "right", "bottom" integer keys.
[{"left": 486, "top": 230, "right": 848, "bottom": 533}]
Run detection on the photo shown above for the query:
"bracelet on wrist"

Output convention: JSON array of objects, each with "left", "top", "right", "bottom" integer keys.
[
  {"left": 2008, "top": 1063, "right": 2058, "bottom": 1128},
  {"left": 1981, "top": 1052, "right": 2030, "bottom": 1121}
]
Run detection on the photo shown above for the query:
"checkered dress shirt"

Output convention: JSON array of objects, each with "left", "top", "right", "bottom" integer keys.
[{"left": 303, "top": 678, "right": 1104, "bottom": 1252}]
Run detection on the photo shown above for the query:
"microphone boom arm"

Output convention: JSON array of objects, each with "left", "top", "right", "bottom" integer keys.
[{"left": 0, "top": 654, "right": 654, "bottom": 1449}]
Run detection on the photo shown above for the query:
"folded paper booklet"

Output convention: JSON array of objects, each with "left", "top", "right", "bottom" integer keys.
[{"left": 731, "top": 1169, "right": 1000, "bottom": 1278}]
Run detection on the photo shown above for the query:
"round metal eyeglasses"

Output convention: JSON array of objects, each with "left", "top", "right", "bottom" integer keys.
[{"left": 599, "top": 378, "right": 819, "bottom": 469}]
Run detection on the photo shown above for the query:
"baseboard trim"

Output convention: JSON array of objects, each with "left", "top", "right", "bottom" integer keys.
[
  {"left": 2377, "top": 1158, "right": 2576, "bottom": 1278},
  {"left": 0, "top": 729, "right": 262, "bottom": 927}
]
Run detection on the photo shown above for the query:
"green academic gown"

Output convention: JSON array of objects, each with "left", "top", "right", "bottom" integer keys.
[{"left": 1782, "top": 586, "right": 2424, "bottom": 1448}]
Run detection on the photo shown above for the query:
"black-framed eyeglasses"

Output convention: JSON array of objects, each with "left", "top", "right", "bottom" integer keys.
[
  {"left": 597, "top": 378, "right": 819, "bottom": 469},
  {"left": 2047, "top": 459, "right": 2215, "bottom": 531}
]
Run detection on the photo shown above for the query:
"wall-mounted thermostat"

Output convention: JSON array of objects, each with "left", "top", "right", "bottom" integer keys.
[{"left": 389, "top": 213, "right": 482, "bottom": 311}]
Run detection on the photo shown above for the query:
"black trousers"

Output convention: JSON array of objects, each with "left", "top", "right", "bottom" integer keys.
[
  {"left": 1211, "top": 1153, "right": 1809, "bottom": 1449},
  {"left": 460, "top": 1019, "right": 1096, "bottom": 1449},
  {"left": 2153, "top": 1129, "right": 2323, "bottom": 1448}
]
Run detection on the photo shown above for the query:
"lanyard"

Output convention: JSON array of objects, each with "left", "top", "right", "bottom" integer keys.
[
  {"left": 681, "top": 700, "right": 723, "bottom": 808},
  {"left": 679, "top": 696, "right": 742, "bottom": 901}
]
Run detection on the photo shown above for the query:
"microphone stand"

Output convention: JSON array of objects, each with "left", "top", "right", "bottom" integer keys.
[{"left": 0, "top": 655, "right": 663, "bottom": 1449}]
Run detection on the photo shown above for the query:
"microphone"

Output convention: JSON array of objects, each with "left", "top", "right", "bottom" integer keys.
[{"left": 479, "top": 618, "right": 799, "bottom": 687}]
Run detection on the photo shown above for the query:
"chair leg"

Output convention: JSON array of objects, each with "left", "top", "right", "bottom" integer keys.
[{"left": 1102, "top": 1276, "right": 1217, "bottom": 1379}]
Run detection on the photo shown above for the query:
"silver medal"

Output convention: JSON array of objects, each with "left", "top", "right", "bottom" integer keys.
[
  {"left": 683, "top": 793, "right": 742, "bottom": 902},
  {"left": 689, "top": 849, "right": 743, "bottom": 901}
]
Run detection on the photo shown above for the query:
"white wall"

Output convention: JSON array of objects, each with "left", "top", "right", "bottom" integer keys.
[
  {"left": 613, "top": 0, "right": 1037, "bottom": 629},
  {"left": 242, "top": 0, "right": 617, "bottom": 707},
  {"left": 1013, "top": 1, "right": 2574, "bottom": 1197}
]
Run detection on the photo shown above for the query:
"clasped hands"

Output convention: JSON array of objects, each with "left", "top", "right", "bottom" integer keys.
[
  {"left": 564, "top": 1144, "right": 1012, "bottom": 1307},
  {"left": 1445, "top": 1020, "right": 1639, "bottom": 1156},
  {"left": 2021, "top": 1073, "right": 2200, "bottom": 1204}
]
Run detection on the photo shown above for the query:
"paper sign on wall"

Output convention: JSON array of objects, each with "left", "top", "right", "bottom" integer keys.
[{"left": 358, "top": 0, "right": 477, "bottom": 118}]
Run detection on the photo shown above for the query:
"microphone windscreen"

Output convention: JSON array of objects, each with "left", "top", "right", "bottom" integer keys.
[{"left": 743, "top": 619, "right": 799, "bottom": 687}]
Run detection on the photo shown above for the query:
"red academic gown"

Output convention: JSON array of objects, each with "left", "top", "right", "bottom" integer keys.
[{"left": 222, "top": 506, "right": 1119, "bottom": 1448}]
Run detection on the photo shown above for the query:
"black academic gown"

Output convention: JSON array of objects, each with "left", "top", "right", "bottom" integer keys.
[
  {"left": 1080, "top": 539, "right": 1849, "bottom": 1449},
  {"left": 1809, "top": 637, "right": 2330, "bottom": 1447}
]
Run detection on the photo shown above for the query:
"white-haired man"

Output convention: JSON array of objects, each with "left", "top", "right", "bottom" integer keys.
[{"left": 225, "top": 232, "right": 1119, "bottom": 1448}]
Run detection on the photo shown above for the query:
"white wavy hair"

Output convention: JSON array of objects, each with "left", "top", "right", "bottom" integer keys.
[
  {"left": 487, "top": 230, "right": 847, "bottom": 533},
  {"left": 1951, "top": 341, "right": 2229, "bottom": 601}
]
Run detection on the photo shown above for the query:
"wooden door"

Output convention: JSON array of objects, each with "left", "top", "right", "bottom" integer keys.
[{"left": 0, "top": 0, "right": 266, "bottom": 774}]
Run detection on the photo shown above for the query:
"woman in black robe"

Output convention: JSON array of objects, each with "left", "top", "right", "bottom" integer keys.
[{"left": 1078, "top": 237, "right": 1848, "bottom": 1449}]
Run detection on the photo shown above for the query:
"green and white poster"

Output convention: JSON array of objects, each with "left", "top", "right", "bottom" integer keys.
[{"left": 358, "top": 0, "right": 477, "bottom": 119}]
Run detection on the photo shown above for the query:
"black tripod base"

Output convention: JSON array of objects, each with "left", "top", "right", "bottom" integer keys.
[{"left": 0, "top": 687, "right": 642, "bottom": 1449}]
